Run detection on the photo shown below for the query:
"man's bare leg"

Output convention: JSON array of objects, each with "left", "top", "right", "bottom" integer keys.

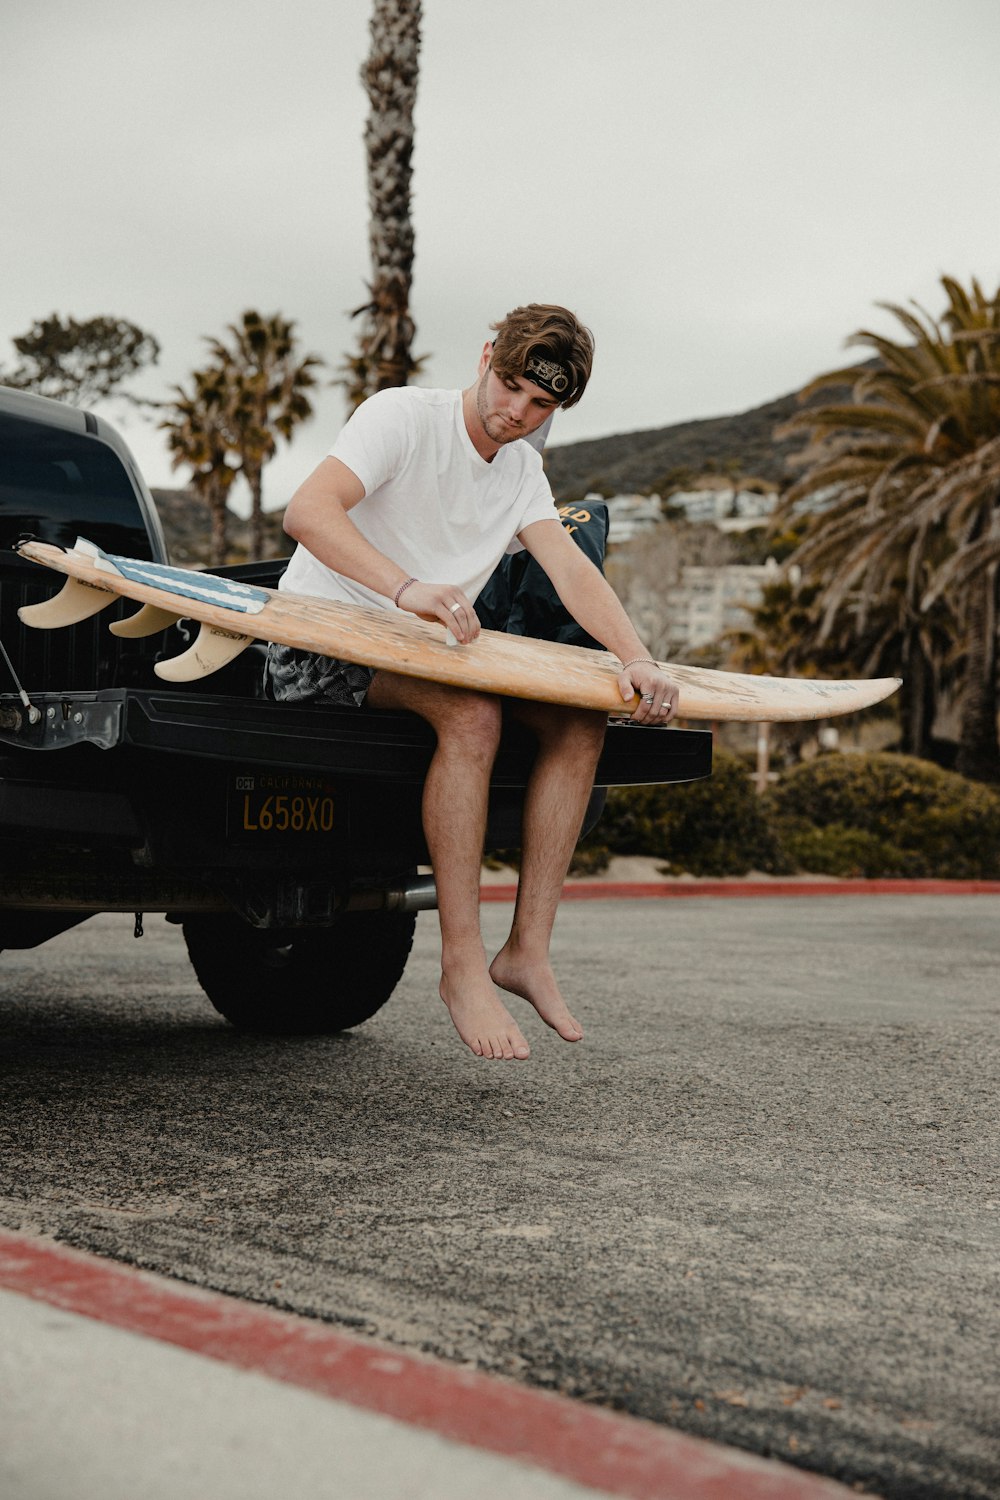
[
  {"left": 489, "top": 704, "right": 607, "bottom": 1041},
  {"left": 366, "top": 671, "right": 531, "bottom": 1059}
]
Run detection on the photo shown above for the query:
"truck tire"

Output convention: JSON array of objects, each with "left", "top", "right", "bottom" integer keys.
[{"left": 182, "top": 910, "right": 417, "bottom": 1035}]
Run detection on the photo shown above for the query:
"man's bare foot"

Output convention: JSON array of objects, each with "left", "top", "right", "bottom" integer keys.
[
  {"left": 439, "top": 964, "right": 531, "bottom": 1059},
  {"left": 489, "top": 948, "right": 584, "bottom": 1042}
]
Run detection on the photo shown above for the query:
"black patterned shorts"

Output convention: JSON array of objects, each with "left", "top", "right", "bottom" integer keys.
[{"left": 263, "top": 642, "right": 376, "bottom": 708}]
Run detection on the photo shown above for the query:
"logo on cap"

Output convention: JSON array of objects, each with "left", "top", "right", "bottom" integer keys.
[{"left": 525, "top": 354, "right": 571, "bottom": 396}]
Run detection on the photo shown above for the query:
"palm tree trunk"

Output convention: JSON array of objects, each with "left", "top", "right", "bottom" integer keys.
[
  {"left": 208, "top": 488, "right": 229, "bottom": 568},
  {"left": 956, "top": 563, "right": 999, "bottom": 781},
  {"left": 356, "top": 0, "right": 421, "bottom": 397},
  {"left": 247, "top": 462, "right": 264, "bottom": 563},
  {"left": 898, "top": 628, "right": 935, "bottom": 758}
]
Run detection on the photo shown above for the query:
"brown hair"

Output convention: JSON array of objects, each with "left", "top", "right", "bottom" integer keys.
[{"left": 489, "top": 303, "right": 595, "bottom": 408}]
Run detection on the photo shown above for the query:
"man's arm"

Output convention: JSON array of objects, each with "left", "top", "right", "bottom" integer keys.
[
  {"left": 283, "top": 457, "right": 481, "bottom": 642},
  {"left": 518, "top": 517, "right": 678, "bottom": 723}
]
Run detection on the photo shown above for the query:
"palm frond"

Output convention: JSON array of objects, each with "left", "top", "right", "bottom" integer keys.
[
  {"left": 782, "top": 401, "right": 929, "bottom": 440},
  {"left": 921, "top": 536, "right": 1000, "bottom": 609}
]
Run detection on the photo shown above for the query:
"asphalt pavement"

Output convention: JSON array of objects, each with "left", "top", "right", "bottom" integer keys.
[{"left": 1, "top": 895, "right": 998, "bottom": 1499}]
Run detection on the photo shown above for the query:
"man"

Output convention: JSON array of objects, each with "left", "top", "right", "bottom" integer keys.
[{"left": 267, "top": 304, "right": 677, "bottom": 1061}]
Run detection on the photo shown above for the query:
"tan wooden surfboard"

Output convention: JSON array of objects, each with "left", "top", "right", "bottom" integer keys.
[{"left": 16, "top": 538, "right": 901, "bottom": 723}]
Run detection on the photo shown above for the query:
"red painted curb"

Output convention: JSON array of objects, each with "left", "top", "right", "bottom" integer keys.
[
  {"left": 481, "top": 878, "right": 1000, "bottom": 901},
  {"left": 0, "top": 1228, "right": 853, "bottom": 1500}
]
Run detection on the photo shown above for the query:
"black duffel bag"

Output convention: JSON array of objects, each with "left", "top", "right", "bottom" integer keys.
[{"left": 475, "top": 501, "right": 609, "bottom": 650}]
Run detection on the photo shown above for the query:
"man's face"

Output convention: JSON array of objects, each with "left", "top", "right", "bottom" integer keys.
[{"left": 474, "top": 361, "right": 561, "bottom": 449}]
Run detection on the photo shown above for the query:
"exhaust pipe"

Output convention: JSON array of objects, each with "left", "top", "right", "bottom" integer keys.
[{"left": 346, "top": 873, "right": 438, "bottom": 914}]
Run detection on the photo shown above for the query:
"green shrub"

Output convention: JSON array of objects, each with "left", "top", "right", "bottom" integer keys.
[
  {"left": 584, "top": 750, "right": 788, "bottom": 876},
  {"left": 765, "top": 753, "right": 1000, "bottom": 879},
  {"left": 568, "top": 840, "right": 612, "bottom": 876},
  {"left": 779, "top": 824, "right": 924, "bottom": 878},
  {"left": 521, "top": 749, "right": 1000, "bottom": 881}
]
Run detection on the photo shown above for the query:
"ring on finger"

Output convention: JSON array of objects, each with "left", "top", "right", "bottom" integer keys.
[
  {"left": 449, "top": 603, "right": 462, "bottom": 615},
  {"left": 641, "top": 693, "right": 654, "bottom": 703}
]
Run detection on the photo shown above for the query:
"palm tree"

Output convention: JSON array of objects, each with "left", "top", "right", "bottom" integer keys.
[
  {"left": 775, "top": 276, "right": 1000, "bottom": 780},
  {"left": 209, "top": 312, "right": 323, "bottom": 560},
  {"left": 767, "top": 505, "right": 956, "bottom": 759},
  {"left": 345, "top": 0, "right": 422, "bottom": 409},
  {"left": 161, "top": 367, "right": 241, "bottom": 566}
]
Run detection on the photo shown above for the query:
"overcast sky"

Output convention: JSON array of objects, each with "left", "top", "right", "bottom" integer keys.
[{"left": 5, "top": 0, "right": 999, "bottom": 511}]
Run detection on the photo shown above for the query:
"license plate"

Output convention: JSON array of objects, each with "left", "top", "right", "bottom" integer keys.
[{"left": 228, "top": 772, "right": 339, "bottom": 838}]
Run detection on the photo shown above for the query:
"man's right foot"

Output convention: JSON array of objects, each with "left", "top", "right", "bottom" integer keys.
[{"left": 439, "top": 969, "right": 531, "bottom": 1059}]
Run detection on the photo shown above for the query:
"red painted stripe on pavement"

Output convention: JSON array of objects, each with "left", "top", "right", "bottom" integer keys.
[
  {"left": 0, "top": 1228, "right": 853, "bottom": 1500},
  {"left": 480, "top": 878, "right": 1000, "bottom": 901}
]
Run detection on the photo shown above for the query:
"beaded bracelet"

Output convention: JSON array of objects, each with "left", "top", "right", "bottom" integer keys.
[
  {"left": 620, "top": 657, "right": 658, "bottom": 671},
  {"left": 393, "top": 577, "right": 418, "bottom": 607}
]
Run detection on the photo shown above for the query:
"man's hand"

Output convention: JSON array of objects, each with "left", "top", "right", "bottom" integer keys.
[
  {"left": 617, "top": 661, "right": 679, "bottom": 724},
  {"left": 398, "top": 582, "right": 480, "bottom": 644}
]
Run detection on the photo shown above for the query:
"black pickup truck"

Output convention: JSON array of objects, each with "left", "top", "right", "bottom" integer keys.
[{"left": 0, "top": 387, "right": 711, "bottom": 1034}]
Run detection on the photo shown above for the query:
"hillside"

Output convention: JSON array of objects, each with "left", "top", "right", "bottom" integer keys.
[
  {"left": 543, "top": 372, "right": 858, "bottom": 499},
  {"left": 152, "top": 488, "right": 290, "bottom": 567}
]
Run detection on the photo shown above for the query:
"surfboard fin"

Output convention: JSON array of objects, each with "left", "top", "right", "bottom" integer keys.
[
  {"left": 153, "top": 622, "right": 255, "bottom": 681},
  {"left": 18, "top": 576, "right": 117, "bottom": 629},
  {"left": 109, "top": 604, "right": 183, "bottom": 639}
]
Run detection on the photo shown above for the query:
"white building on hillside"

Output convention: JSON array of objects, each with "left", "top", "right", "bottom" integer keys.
[
  {"left": 666, "top": 488, "right": 778, "bottom": 524},
  {"left": 597, "top": 488, "right": 779, "bottom": 545},
  {"left": 600, "top": 493, "right": 663, "bottom": 544},
  {"left": 592, "top": 489, "right": 783, "bottom": 653},
  {"left": 668, "top": 560, "right": 780, "bottom": 649}
]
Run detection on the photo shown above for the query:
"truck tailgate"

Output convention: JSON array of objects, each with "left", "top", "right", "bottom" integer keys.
[{"left": 0, "top": 689, "right": 711, "bottom": 787}]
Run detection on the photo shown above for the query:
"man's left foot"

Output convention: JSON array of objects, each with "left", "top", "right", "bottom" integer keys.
[{"left": 489, "top": 948, "right": 584, "bottom": 1041}]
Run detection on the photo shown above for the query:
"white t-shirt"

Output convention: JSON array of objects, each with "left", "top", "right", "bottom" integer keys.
[{"left": 280, "top": 387, "right": 559, "bottom": 609}]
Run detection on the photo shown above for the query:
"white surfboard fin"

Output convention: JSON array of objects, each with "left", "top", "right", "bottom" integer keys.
[
  {"left": 18, "top": 576, "right": 117, "bottom": 629},
  {"left": 109, "top": 604, "right": 183, "bottom": 639},
  {"left": 153, "top": 622, "right": 255, "bottom": 681}
]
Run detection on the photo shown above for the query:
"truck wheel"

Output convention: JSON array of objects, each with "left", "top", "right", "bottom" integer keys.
[{"left": 182, "top": 910, "right": 417, "bottom": 1035}]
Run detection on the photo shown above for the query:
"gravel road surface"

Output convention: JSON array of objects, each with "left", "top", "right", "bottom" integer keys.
[{"left": 2, "top": 897, "right": 997, "bottom": 1499}]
